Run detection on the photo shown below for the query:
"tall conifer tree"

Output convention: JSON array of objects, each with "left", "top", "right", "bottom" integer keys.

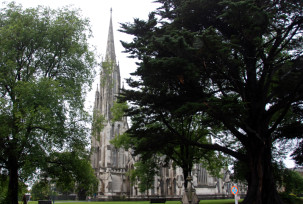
[{"left": 119, "top": 0, "right": 303, "bottom": 203}]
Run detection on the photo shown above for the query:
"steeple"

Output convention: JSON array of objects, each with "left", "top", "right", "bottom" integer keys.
[
  {"left": 105, "top": 8, "right": 116, "bottom": 62},
  {"left": 97, "top": 8, "right": 120, "bottom": 120}
]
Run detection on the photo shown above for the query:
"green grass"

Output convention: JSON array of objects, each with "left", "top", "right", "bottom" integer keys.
[
  {"left": 27, "top": 199, "right": 241, "bottom": 204},
  {"left": 200, "top": 200, "right": 238, "bottom": 204}
]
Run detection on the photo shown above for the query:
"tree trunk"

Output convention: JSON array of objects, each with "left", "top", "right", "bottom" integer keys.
[
  {"left": 78, "top": 190, "right": 86, "bottom": 201},
  {"left": 7, "top": 155, "right": 19, "bottom": 204},
  {"left": 242, "top": 144, "right": 284, "bottom": 204},
  {"left": 182, "top": 166, "right": 190, "bottom": 189}
]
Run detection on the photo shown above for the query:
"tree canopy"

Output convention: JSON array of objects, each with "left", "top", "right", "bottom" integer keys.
[
  {"left": 0, "top": 3, "right": 96, "bottom": 203},
  {"left": 119, "top": 0, "right": 303, "bottom": 203},
  {"left": 41, "top": 151, "right": 98, "bottom": 200}
]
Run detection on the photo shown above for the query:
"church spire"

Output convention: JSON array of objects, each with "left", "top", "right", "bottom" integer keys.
[
  {"left": 99, "top": 8, "right": 120, "bottom": 120},
  {"left": 105, "top": 8, "right": 116, "bottom": 62}
]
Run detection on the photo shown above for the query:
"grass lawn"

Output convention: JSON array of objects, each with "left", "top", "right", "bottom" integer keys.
[{"left": 27, "top": 199, "right": 240, "bottom": 204}]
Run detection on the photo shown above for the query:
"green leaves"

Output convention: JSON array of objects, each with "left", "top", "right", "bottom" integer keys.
[
  {"left": 127, "top": 157, "right": 160, "bottom": 193},
  {"left": 92, "top": 110, "right": 105, "bottom": 140},
  {"left": 0, "top": 2, "right": 96, "bottom": 202},
  {"left": 31, "top": 151, "right": 98, "bottom": 199},
  {"left": 100, "top": 61, "right": 114, "bottom": 88},
  {"left": 46, "top": 151, "right": 97, "bottom": 196},
  {"left": 110, "top": 133, "right": 133, "bottom": 150},
  {"left": 283, "top": 169, "right": 303, "bottom": 195},
  {"left": 111, "top": 101, "right": 128, "bottom": 123},
  {"left": 120, "top": 1, "right": 303, "bottom": 201}
]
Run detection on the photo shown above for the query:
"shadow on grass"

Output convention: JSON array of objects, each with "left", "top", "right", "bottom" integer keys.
[{"left": 27, "top": 199, "right": 243, "bottom": 204}]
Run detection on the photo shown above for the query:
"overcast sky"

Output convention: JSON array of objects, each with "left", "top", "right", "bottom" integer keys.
[
  {"left": 1, "top": 0, "right": 160, "bottom": 110},
  {"left": 1, "top": 0, "right": 296, "bottom": 168}
]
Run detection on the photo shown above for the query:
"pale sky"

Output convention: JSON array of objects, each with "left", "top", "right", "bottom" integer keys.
[
  {"left": 1, "top": 0, "right": 296, "bottom": 168},
  {"left": 0, "top": 0, "right": 160, "bottom": 110}
]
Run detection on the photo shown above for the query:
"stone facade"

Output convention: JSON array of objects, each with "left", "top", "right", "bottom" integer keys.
[
  {"left": 91, "top": 11, "right": 243, "bottom": 200},
  {"left": 90, "top": 9, "right": 130, "bottom": 197}
]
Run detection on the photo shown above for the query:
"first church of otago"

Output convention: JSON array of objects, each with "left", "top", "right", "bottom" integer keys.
[{"left": 90, "top": 10, "right": 246, "bottom": 201}]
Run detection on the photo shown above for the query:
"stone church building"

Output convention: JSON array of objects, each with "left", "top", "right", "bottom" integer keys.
[{"left": 90, "top": 11, "right": 244, "bottom": 200}]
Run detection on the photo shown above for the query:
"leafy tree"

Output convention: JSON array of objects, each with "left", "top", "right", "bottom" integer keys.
[
  {"left": 127, "top": 157, "right": 160, "bottom": 195},
  {"left": 291, "top": 140, "right": 303, "bottom": 166},
  {"left": 44, "top": 151, "right": 98, "bottom": 200},
  {"left": 119, "top": 0, "right": 303, "bottom": 203},
  {"left": 0, "top": 173, "right": 9, "bottom": 203},
  {"left": 283, "top": 169, "right": 303, "bottom": 196},
  {"left": 0, "top": 174, "right": 28, "bottom": 203},
  {"left": 112, "top": 113, "right": 226, "bottom": 189},
  {"left": 111, "top": 93, "right": 227, "bottom": 188},
  {"left": 31, "top": 152, "right": 98, "bottom": 201},
  {"left": 111, "top": 101, "right": 128, "bottom": 123},
  {"left": 31, "top": 180, "right": 49, "bottom": 201},
  {"left": 0, "top": 3, "right": 95, "bottom": 203}
]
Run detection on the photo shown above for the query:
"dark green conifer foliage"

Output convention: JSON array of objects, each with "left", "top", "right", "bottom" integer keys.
[{"left": 119, "top": 0, "right": 303, "bottom": 203}]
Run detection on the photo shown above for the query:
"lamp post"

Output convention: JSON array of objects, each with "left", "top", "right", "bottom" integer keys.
[
  {"left": 50, "top": 183, "right": 55, "bottom": 204},
  {"left": 46, "top": 177, "right": 51, "bottom": 202},
  {"left": 46, "top": 177, "right": 55, "bottom": 204}
]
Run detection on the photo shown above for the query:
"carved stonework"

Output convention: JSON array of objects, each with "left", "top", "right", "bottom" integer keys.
[
  {"left": 90, "top": 9, "right": 242, "bottom": 200},
  {"left": 90, "top": 9, "right": 130, "bottom": 198}
]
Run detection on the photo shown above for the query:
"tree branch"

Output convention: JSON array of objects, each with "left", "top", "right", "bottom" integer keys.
[{"left": 189, "top": 141, "right": 246, "bottom": 162}]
